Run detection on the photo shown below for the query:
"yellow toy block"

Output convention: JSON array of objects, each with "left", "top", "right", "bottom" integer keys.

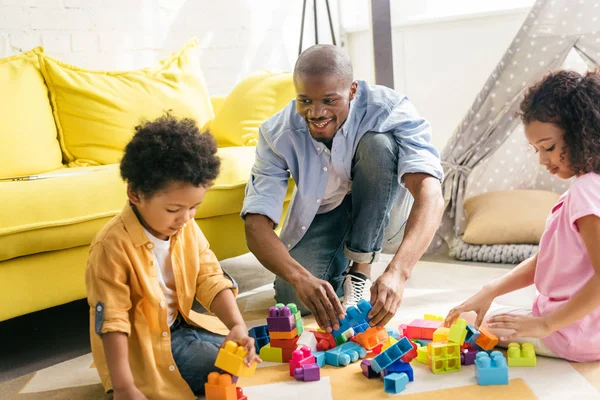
[
  {"left": 507, "top": 342, "right": 537, "bottom": 367},
  {"left": 381, "top": 336, "right": 398, "bottom": 351},
  {"left": 433, "top": 327, "right": 450, "bottom": 342},
  {"left": 259, "top": 343, "right": 283, "bottom": 363},
  {"left": 448, "top": 318, "right": 467, "bottom": 345},
  {"left": 215, "top": 341, "right": 257, "bottom": 377},
  {"left": 427, "top": 342, "right": 461, "bottom": 374},
  {"left": 415, "top": 345, "right": 429, "bottom": 364},
  {"left": 424, "top": 314, "right": 444, "bottom": 321},
  {"left": 270, "top": 328, "right": 298, "bottom": 340}
]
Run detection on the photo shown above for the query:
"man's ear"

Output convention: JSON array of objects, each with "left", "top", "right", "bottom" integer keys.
[
  {"left": 349, "top": 81, "right": 358, "bottom": 101},
  {"left": 127, "top": 184, "right": 142, "bottom": 206}
]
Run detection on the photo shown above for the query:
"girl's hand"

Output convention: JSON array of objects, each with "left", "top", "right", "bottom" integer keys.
[
  {"left": 223, "top": 324, "right": 263, "bottom": 366},
  {"left": 444, "top": 287, "right": 495, "bottom": 329},
  {"left": 486, "top": 314, "right": 552, "bottom": 341}
]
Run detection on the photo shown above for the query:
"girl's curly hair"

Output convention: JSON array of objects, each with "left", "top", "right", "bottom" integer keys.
[{"left": 519, "top": 69, "right": 600, "bottom": 175}]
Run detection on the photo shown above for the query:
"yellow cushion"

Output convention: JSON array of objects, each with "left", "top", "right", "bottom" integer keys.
[
  {"left": 463, "top": 190, "right": 561, "bottom": 245},
  {"left": 0, "top": 47, "right": 63, "bottom": 179},
  {"left": 39, "top": 38, "right": 214, "bottom": 166},
  {"left": 209, "top": 71, "right": 295, "bottom": 147}
]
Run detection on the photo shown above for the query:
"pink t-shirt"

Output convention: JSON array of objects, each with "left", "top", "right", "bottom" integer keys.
[{"left": 533, "top": 173, "right": 600, "bottom": 362}]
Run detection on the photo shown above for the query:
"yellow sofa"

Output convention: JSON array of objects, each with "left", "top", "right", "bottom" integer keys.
[{"left": 0, "top": 40, "right": 295, "bottom": 322}]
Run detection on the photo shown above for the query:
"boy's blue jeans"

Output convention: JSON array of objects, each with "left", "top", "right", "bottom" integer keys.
[
  {"left": 170, "top": 316, "right": 225, "bottom": 395},
  {"left": 274, "top": 132, "right": 414, "bottom": 313}
]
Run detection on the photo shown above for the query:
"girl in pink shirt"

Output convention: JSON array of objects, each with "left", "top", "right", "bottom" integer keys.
[{"left": 445, "top": 69, "right": 600, "bottom": 362}]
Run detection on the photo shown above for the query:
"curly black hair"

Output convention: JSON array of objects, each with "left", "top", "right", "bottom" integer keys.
[
  {"left": 519, "top": 69, "right": 600, "bottom": 175},
  {"left": 120, "top": 113, "right": 220, "bottom": 197}
]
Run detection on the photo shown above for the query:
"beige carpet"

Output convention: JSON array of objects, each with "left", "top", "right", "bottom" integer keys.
[{"left": 1, "top": 254, "right": 599, "bottom": 399}]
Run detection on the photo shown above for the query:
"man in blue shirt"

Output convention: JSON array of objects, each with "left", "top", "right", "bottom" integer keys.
[{"left": 242, "top": 44, "right": 444, "bottom": 332}]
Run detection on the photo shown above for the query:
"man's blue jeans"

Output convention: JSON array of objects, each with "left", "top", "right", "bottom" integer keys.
[{"left": 274, "top": 132, "right": 414, "bottom": 313}]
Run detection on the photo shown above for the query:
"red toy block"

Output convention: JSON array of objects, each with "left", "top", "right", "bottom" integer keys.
[
  {"left": 404, "top": 319, "right": 442, "bottom": 340},
  {"left": 312, "top": 330, "right": 336, "bottom": 352},
  {"left": 282, "top": 347, "right": 295, "bottom": 363},
  {"left": 371, "top": 343, "right": 384, "bottom": 355},
  {"left": 236, "top": 387, "right": 247, "bottom": 400},
  {"left": 205, "top": 372, "right": 236, "bottom": 400},
  {"left": 270, "top": 336, "right": 300, "bottom": 349},
  {"left": 400, "top": 340, "right": 418, "bottom": 363},
  {"left": 289, "top": 346, "right": 316, "bottom": 376}
]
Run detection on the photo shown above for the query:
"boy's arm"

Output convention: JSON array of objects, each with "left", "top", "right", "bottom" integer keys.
[{"left": 102, "top": 333, "right": 143, "bottom": 396}]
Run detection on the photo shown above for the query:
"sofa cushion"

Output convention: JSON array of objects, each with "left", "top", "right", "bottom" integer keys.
[
  {"left": 39, "top": 38, "right": 214, "bottom": 166},
  {"left": 208, "top": 70, "right": 295, "bottom": 147},
  {"left": 0, "top": 47, "right": 63, "bottom": 179},
  {"left": 0, "top": 147, "right": 260, "bottom": 262}
]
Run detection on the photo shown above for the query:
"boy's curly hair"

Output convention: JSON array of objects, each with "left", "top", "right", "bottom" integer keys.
[
  {"left": 120, "top": 113, "right": 220, "bottom": 197},
  {"left": 519, "top": 69, "right": 600, "bottom": 175}
]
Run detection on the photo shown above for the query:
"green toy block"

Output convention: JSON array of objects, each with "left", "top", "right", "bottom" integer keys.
[
  {"left": 335, "top": 333, "right": 348, "bottom": 345},
  {"left": 287, "top": 303, "right": 303, "bottom": 334},
  {"left": 448, "top": 318, "right": 468, "bottom": 345},
  {"left": 507, "top": 342, "right": 537, "bottom": 367},
  {"left": 428, "top": 342, "right": 461, "bottom": 374},
  {"left": 415, "top": 345, "right": 429, "bottom": 364}
]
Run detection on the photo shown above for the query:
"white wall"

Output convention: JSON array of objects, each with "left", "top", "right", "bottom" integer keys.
[
  {"left": 0, "top": 0, "right": 340, "bottom": 95},
  {"left": 342, "top": 1, "right": 534, "bottom": 152}
]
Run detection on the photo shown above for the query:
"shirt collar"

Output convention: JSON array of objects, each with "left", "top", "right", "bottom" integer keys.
[
  {"left": 121, "top": 201, "right": 182, "bottom": 248},
  {"left": 310, "top": 100, "right": 354, "bottom": 153}
]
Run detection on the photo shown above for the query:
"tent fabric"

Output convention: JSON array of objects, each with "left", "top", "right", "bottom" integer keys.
[{"left": 433, "top": 0, "right": 600, "bottom": 253}]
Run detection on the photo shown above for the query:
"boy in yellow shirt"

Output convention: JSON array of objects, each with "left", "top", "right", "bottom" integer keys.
[{"left": 86, "top": 114, "right": 261, "bottom": 400}]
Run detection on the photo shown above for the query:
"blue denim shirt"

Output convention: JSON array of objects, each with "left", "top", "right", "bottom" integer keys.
[{"left": 241, "top": 80, "right": 443, "bottom": 250}]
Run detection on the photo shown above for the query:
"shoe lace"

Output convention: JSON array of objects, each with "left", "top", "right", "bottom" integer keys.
[{"left": 345, "top": 277, "right": 367, "bottom": 305}]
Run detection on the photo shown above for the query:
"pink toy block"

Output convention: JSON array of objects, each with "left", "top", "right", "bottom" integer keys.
[
  {"left": 294, "top": 363, "right": 320, "bottom": 381},
  {"left": 404, "top": 319, "right": 442, "bottom": 340},
  {"left": 289, "top": 346, "right": 316, "bottom": 376},
  {"left": 267, "top": 306, "right": 295, "bottom": 332}
]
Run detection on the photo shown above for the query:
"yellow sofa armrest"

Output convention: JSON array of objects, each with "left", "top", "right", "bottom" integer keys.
[{"left": 211, "top": 96, "right": 227, "bottom": 115}]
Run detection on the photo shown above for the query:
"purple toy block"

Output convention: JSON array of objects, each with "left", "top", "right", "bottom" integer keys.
[
  {"left": 267, "top": 306, "right": 296, "bottom": 332},
  {"left": 461, "top": 348, "right": 479, "bottom": 366},
  {"left": 361, "top": 359, "right": 380, "bottom": 379},
  {"left": 294, "top": 363, "right": 320, "bottom": 382},
  {"left": 384, "top": 360, "right": 414, "bottom": 382}
]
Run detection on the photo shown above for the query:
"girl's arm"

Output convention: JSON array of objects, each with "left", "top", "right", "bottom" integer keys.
[
  {"left": 544, "top": 214, "right": 600, "bottom": 331},
  {"left": 487, "top": 253, "right": 538, "bottom": 297}
]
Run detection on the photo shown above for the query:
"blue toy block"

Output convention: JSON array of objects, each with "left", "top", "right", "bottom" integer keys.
[
  {"left": 387, "top": 328, "right": 400, "bottom": 340},
  {"left": 248, "top": 325, "right": 270, "bottom": 353},
  {"left": 353, "top": 322, "right": 369, "bottom": 334},
  {"left": 384, "top": 373, "right": 408, "bottom": 394},
  {"left": 475, "top": 351, "right": 509, "bottom": 386},
  {"left": 314, "top": 351, "right": 325, "bottom": 368},
  {"left": 384, "top": 360, "right": 414, "bottom": 382},
  {"left": 325, "top": 342, "right": 367, "bottom": 367},
  {"left": 371, "top": 337, "right": 412, "bottom": 373},
  {"left": 465, "top": 324, "right": 481, "bottom": 343},
  {"left": 332, "top": 299, "right": 372, "bottom": 337}
]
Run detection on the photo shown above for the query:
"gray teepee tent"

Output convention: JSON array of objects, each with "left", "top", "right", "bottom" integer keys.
[{"left": 434, "top": 0, "right": 600, "bottom": 260}]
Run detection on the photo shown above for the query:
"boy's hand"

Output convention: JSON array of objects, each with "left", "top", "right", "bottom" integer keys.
[
  {"left": 444, "top": 287, "right": 495, "bottom": 329},
  {"left": 223, "top": 324, "right": 262, "bottom": 366},
  {"left": 113, "top": 385, "right": 148, "bottom": 400}
]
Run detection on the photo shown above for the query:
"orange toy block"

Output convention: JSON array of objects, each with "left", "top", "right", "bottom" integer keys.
[
  {"left": 215, "top": 341, "right": 257, "bottom": 377},
  {"left": 270, "top": 328, "right": 298, "bottom": 340},
  {"left": 475, "top": 327, "right": 498, "bottom": 350},
  {"left": 355, "top": 327, "right": 388, "bottom": 350},
  {"left": 205, "top": 372, "right": 236, "bottom": 400}
]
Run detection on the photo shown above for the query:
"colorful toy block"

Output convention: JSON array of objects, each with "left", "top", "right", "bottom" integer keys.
[
  {"left": 400, "top": 339, "right": 418, "bottom": 363},
  {"left": 465, "top": 324, "right": 480, "bottom": 343},
  {"left": 461, "top": 348, "right": 479, "bottom": 365},
  {"left": 353, "top": 322, "right": 370, "bottom": 334},
  {"left": 267, "top": 305, "right": 295, "bottom": 332},
  {"left": 432, "top": 327, "right": 450, "bottom": 342},
  {"left": 415, "top": 345, "right": 429, "bottom": 364},
  {"left": 448, "top": 318, "right": 467, "bottom": 345},
  {"left": 371, "top": 343, "right": 383, "bottom": 355},
  {"left": 281, "top": 347, "right": 296, "bottom": 363},
  {"left": 286, "top": 303, "right": 304, "bottom": 335},
  {"left": 248, "top": 325, "right": 269, "bottom": 353},
  {"left": 384, "top": 373, "right": 409, "bottom": 394},
  {"left": 269, "top": 328, "right": 298, "bottom": 340},
  {"left": 294, "top": 362, "right": 320, "bottom": 382},
  {"left": 289, "top": 346, "right": 315, "bottom": 376},
  {"left": 371, "top": 337, "right": 413, "bottom": 373},
  {"left": 384, "top": 360, "right": 414, "bottom": 381},
  {"left": 314, "top": 351, "right": 325, "bottom": 367},
  {"left": 312, "top": 330, "right": 336, "bottom": 352},
  {"left": 360, "top": 359, "right": 380, "bottom": 378},
  {"left": 404, "top": 319, "right": 442, "bottom": 340},
  {"left": 507, "top": 342, "right": 537, "bottom": 367},
  {"left": 427, "top": 342, "right": 461, "bottom": 374},
  {"left": 355, "top": 326, "right": 388, "bottom": 350},
  {"left": 215, "top": 341, "right": 257, "bottom": 377},
  {"left": 259, "top": 344, "right": 282, "bottom": 363},
  {"left": 381, "top": 336, "right": 398, "bottom": 351},
  {"left": 325, "top": 342, "right": 367, "bottom": 366},
  {"left": 296, "top": 331, "right": 317, "bottom": 352},
  {"left": 387, "top": 327, "right": 400, "bottom": 340},
  {"left": 236, "top": 387, "right": 247, "bottom": 400},
  {"left": 474, "top": 327, "right": 498, "bottom": 351},
  {"left": 270, "top": 336, "right": 300, "bottom": 349},
  {"left": 398, "top": 324, "right": 407, "bottom": 338},
  {"left": 204, "top": 372, "right": 236, "bottom": 400},
  {"left": 475, "top": 351, "right": 508, "bottom": 385},
  {"left": 424, "top": 314, "right": 444, "bottom": 321},
  {"left": 332, "top": 299, "right": 372, "bottom": 337},
  {"left": 414, "top": 339, "right": 431, "bottom": 347}
]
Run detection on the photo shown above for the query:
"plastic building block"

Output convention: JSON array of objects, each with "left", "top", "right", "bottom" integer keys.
[
  {"left": 355, "top": 326, "right": 387, "bottom": 350},
  {"left": 270, "top": 328, "right": 298, "bottom": 340},
  {"left": 461, "top": 348, "right": 479, "bottom": 365},
  {"left": 296, "top": 331, "right": 317, "bottom": 352},
  {"left": 404, "top": 319, "right": 442, "bottom": 340},
  {"left": 371, "top": 337, "right": 413, "bottom": 373},
  {"left": 236, "top": 387, "right": 248, "bottom": 400},
  {"left": 215, "top": 341, "right": 257, "bottom": 377},
  {"left": 433, "top": 327, "right": 450, "bottom": 342},
  {"left": 266, "top": 305, "right": 295, "bottom": 332},
  {"left": 270, "top": 336, "right": 300, "bottom": 349},
  {"left": 289, "top": 346, "right": 315, "bottom": 376},
  {"left": 286, "top": 303, "right": 304, "bottom": 335},
  {"left": 400, "top": 339, "right": 418, "bottom": 363},
  {"left": 332, "top": 299, "right": 372, "bottom": 337},
  {"left": 387, "top": 327, "right": 400, "bottom": 340},
  {"left": 314, "top": 351, "right": 325, "bottom": 367},
  {"left": 353, "top": 322, "right": 370, "bottom": 334},
  {"left": 465, "top": 324, "right": 480, "bottom": 343},
  {"left": 361, "top": 359, "right": 380, "bottom": 378},
  {"left": 312, "top": 330, "right": 337, "bottom": 352},
  {"left": 424, "top": 314, "right": 444, "bottom": 321},
  {"left": 415, "top": 345, "right": 429, "bottom": 364},
  {"left": 381, "top": 336, "right": 398, "bottom": 351},
  {"left": 371, "top": 343, "right": 383, "bottom": 355},
  {"left": 414, "top": 339, "right": 431, "bottom": 347},
  {"left": 293, "top": 362, "right": 320, "bottom": 382},
  {"left": 384, "top": 373, "right": 408, "bottom": 394},
  {"left": 475, "top": 351, "right": 508, "bottom": 385},
  {"left": 398, "top": 324, "right": 407, "bottom": 338},
  {"left": 325, "top": 342, "right": 367, "bottom": 367},
  {"left": 281, "top": 347, "right": 296, "bottom": 363},
  {"left": 205, "top": 372, "right": 237, "bottom": 400},
  {"left": 427, "top": 342, "right": 461, "bottom": 374},
  {"left": 474, "top": 327, "right": 498, "bottom": 351},
  {"left": 248, "top": 325, "right": 270, "bottom": 353},
  {"left": 259, "top": 344, "right": 282, "bottom": 363},
  {"left": 384, "top": 360, "right": 414, "bottom": 381},
  {"left": 448, "top": 318, "right": 467, "bottom": 345},
  {"left": 507, "top": 342, "right": 537, "bottom": 367}
]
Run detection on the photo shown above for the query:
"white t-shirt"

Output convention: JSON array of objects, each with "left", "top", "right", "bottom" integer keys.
[
  {"left": 317, "top": 159, "right": 352, "bottom": 214},
  {"left": 143, "top": 228, "right": 178, "bottom": 326}
]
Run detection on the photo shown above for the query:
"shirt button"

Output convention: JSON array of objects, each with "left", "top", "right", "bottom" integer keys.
[
  {"left": 169, "top": 365, "right": 175, "bottom": 371},
  {"left": 316, "top": 147, "right": 321, "bottom": 151},
  {"left": 324, "top": 148, "right": 329, "bottom": 153},
  {"left": 160, "top": 301, "right": 165, "bottom": 308},
  {"left": 301, "top": 226, "right": 306, "bottom": 230},
  {"left": 316, "top": 199, "right": 321, "bottom": 204},
  {"left": 162, "top": 331, "right": 168, "bottom": 337},
  {"left": 287, "top": 244, "right": 291, "bottom": 248},
  {"left": 323, "top": 167, "right": 328, "bottom": 172},
  {"left": 147, "top": 243, "right": 153, "bottom": 249}
]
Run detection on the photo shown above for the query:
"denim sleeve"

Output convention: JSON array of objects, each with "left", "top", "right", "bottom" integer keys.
[
  {"left": 241, "top": 125, "right": 290, "bottom": 228},
  {"left": 381, "top": 98, "right": 444, "bottom": 184}
]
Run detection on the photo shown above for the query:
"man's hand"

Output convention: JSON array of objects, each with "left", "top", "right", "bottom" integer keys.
[
  {"left": 486, "top": 314, "right": 553, "bottom": 341},
  {"left": 293, "top": 275, "right": 345, "bottom": 333},
  {"left": 368, "top": 270, "right": 406, "bottom": 327},
  {"left": 113, "top": 385, "right": 148, "bottom": 400}
]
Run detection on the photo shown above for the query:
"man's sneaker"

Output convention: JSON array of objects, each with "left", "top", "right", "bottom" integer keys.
[{"left": 342, "top": 271, "right": 372, "bottom": 309}]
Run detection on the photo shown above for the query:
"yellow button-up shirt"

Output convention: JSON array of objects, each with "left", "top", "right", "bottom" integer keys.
[{"left": 86, "top": 203, "right": 236, "bottom": 400}]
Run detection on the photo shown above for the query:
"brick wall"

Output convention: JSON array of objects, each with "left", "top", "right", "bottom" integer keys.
[{"left": 0, "top": 0, "right": 340, "bottom": 95}]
